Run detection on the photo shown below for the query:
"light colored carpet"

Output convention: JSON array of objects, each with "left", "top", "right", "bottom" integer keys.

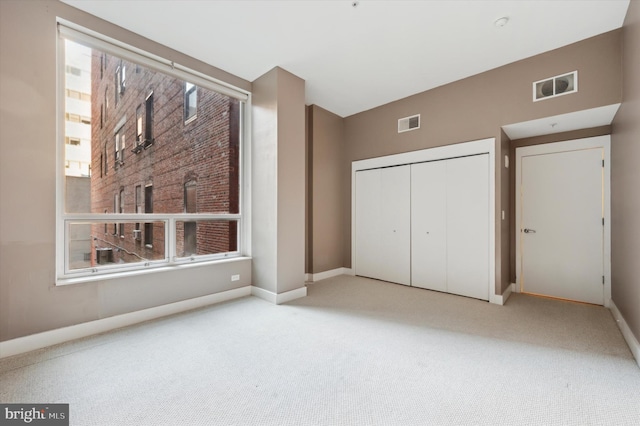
[{"left": 1, "top": 275, "right": 639, "bottom": 425}]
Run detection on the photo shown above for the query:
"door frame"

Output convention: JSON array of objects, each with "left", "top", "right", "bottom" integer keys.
[
  {"left": 351, "top": 137, "right": 497, "bottom": 303},
  {"left": 515, "top": 135, "right": 611, "bottom": 306}
]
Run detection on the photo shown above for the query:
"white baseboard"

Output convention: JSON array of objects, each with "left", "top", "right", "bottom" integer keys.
[
  {"left": 0, "top": 286, "right": 251, "bottom": 359},
  {"left": 309, "top": 267, "right": 354, "bottom": 282},
  {"left": 609, "top": 300, "right": 640, "bottom": 368},
  {"left": 304, "top": 273, "right": 312, "bottom": 282},
  {"left": 250, "top": 285, "right": 307, "bottom": 305},
  {"left": 490, "top": 283, "right": 515, "bottom": 306}
]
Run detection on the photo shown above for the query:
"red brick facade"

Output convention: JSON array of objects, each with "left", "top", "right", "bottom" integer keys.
[{"left": 90, "top": 51, "right": 239, "bottom": 265}]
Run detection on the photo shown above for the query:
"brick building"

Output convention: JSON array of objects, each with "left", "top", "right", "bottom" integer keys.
[{"left": 90, "top": 50, "right": 239, "bottom": 266}]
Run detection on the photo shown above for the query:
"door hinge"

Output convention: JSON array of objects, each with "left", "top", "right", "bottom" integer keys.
[
  {"left": 602, "top": 159, "right": 605, "bottom": 167},
  {"left": 602, "top": 217, "right": 605, "bottom": 226},
  {"left": 603, "top": 275, "right": 605, "bottom": 285}
]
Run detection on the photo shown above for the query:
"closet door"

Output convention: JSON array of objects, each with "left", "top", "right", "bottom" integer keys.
[
  {"left": 379, "top": 166, "right": 411, "bottom": 285},
  {"left": 355, "top": 166, "right": 410, "bottom": 285},
  {"left": 411, "top": 161, "right": 447, "bottom": 292},
  {"left": 355, "top": 168, "right": 382, "bottom": 281},
  {"left": 446, "top": 155, "right": 489, "bottom": 300}
]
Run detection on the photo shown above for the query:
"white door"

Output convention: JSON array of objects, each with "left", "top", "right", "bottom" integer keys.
[
  {"left": 411, "top": 155, "right": 489, "bottom": 300},
  {"left": 411, "top": 161, "right": 447, "bottom": 292},
  {"left": 355, "top": 168, "right": 382, "bottom": 281},
  {"left": 520, "top": 148, "right": 604, "bottom": 304},
  {"left": 355, "top": 165, "right": 411, "bottom": 285},
  {"left": 446, "top": 155, "right": 489, "bottom": 300}
]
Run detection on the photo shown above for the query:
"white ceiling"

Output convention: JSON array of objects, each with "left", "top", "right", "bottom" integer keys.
[
  {"left": 502, "top": 104, "right": 621, "bottom": 140},
  {"left": 61, "top": 0, "right": 630, "bottom": 118}
]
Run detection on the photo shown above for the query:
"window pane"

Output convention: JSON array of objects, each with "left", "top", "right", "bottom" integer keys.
[
  {"left": 176, "top": 220, "right": 238, "bottom": 258},
  {"left": 63, "top": 39, "right": 241, "bottom": 214},
  {"left": 68, "top": 221, "right": 166, "bottom": 271}
]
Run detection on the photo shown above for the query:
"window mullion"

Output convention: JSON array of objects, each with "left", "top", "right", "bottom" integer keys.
[{"left": 168, "top": 218, "right": 176, "bottom": 263}]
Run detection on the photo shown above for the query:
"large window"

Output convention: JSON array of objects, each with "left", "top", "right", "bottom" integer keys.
[{"left": 57, "top": 23, "right": 248, "bottom": 283}]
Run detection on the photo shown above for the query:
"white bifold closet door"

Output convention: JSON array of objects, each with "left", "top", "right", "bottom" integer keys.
[
  {"left": 411, "top": 155, "right": 489, "bottom": 300},
  {"left": 411, "top": 160, "right": 447, "bottom": 292},
  {"left": 355, "top": 165, "right": 411, "bottom": 286}
]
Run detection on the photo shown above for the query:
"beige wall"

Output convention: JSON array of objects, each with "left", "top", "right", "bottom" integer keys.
[
  {"left": 341, "top": 30, "right": 622, "bottom": 294},
  {"left": 308, "top": 105, "right": 345, "bottom": 274},
  {"left": 252, "top": 67, "right": 306, "bottom": 294},
  {"left": 276, "top": 69, "right": 307, "bottom": 293},
  {"left": 611, "top": 0, "right": 640, "bottom": 342},
  {"left": 0, "top": 0, "right": 253, "bottom": 341}
]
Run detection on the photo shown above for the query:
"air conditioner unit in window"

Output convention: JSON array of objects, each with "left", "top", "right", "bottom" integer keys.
[{"left": 133, "top": 229, "right": 142, "bottom": 240}]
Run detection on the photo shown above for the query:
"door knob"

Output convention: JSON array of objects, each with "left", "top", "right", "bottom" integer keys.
[{"left": 523, "top": 228, "right": 536, "bottom": 233}]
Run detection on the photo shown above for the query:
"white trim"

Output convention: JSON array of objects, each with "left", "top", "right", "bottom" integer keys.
[
  {"left": 514, "top": 136, "right": 611, "bottom": 306},
  {"left": 352, "top": 138, "right": 496, "bottom": 303},
  {"left": 493, "top": 283, "right": 515, "bottom": 306},
  {"left": 57, "top": 20, "right": 249, "bottom": 101},
  {"left": 250, "top": 286, "right": 307, "bottom": 305},
  {"left": 310, "top": 267, "right": 352, "bottom": 282},
  {"left": 0, "top": 286, "right": 251, "bottom": 359},
  {"left": 609, "top": 300, "right": 640, "bottom": 368},
  {"left": 305, "top": 273, "right": 312, "bottom": 282}
]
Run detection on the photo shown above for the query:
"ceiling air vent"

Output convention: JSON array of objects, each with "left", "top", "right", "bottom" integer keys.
[
  {"left": 533, "top": 71, "right": 577, "bottom": 102},
  {"left": 398, "top": 114, "right": 420, "bottom": 133}
]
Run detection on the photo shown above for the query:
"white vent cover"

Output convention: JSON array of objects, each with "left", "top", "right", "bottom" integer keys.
[
  {"left": 398, "top": 114, "right": 420, "bottom": 133},
  {"left": 533, "top": 71, "right": 578, "bottom": 102}
]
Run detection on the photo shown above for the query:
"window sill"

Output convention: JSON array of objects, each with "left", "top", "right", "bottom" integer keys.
[{"left": 56, "top": 256, "right": 251, "bottom": 286}]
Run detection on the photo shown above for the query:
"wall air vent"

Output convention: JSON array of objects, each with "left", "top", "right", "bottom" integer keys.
[
  {"left": 533, "top": 71, "right": 577, "bottom": 102},
  {"left": 398, "top": 114, "right": 420, "bottom": 133}
]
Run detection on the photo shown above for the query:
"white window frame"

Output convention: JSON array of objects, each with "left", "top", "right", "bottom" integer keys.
[{"left": 56, "top": 19, "right": 252, "bottom": 285}]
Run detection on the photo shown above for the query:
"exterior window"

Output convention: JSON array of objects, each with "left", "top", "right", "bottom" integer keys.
[
  {"left": 184, "top": 82, "right": 197, "bottom": 122},
  {"left": 132, "top": 105, "right": 143, "bottom": 153},
  {"left": 103, "top": 144, "right": 108, "bottom": 175},
  {"left": 115, "top": 62, "right": 126, "bottom": 103},
  {"left": 119, "top": 188, "right": 125, "bottom": 238},
  {"left": 134, "top": 185, "right": 142, "bottom": 241},
  {"left": 184, "top": 181, "right": 197, "bottom": 256},
  {"left": 104, "top": 88, "right": 108, "bottom": 121},
  {"left": 144, "top": 93, "right": 154, "bottom": 148},
  {"left": 65, "top": 137, "right": 81, "bottom": 146},
  {"left": 136, "top": 106, "right": 142, "bottom": 142},
  {"left": 58, "top": 29, "right": 246, "bottom": 282},
  {"left": 115, "top": 126, "right": 125, "bottom": 166},
  {"left": 144, "top": 185, "right": 153, "bottom": 247}
]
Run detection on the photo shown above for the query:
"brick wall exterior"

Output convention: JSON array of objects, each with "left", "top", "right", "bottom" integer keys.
[{"left": 90, "top": 51, "right": 239, "bottom": 266}]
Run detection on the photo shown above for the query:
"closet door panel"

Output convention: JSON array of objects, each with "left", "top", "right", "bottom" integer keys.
[
  {"left": 379, "top": 165, "right": 411, "bottom": 285},
  {"left": 411, "top": 161, "right": 447, "bottom": 292},
  {"left": 446, "top": 155, "right": 490, "bottom": 300},
  {"left": 355, "top": 169, "right": 382, "bottom": 280}
]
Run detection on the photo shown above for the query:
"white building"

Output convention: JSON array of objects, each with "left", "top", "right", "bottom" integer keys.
[{"left": 64, "top": 39, "right": 91, "bottom": 177}]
